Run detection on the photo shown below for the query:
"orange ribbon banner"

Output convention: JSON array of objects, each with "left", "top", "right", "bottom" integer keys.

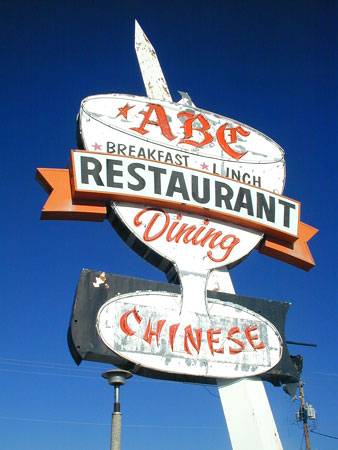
[{"left": 36, "top": 155, "right": 317, "bottom": 271}]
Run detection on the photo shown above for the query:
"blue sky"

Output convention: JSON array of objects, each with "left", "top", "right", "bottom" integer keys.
[{"left": 1, "top": 1, "right": 337, "bottom": 449}]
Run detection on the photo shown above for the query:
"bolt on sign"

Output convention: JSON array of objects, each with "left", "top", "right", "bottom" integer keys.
[{"left": 36, "top": 21, "right": 317, "bottom": 383}]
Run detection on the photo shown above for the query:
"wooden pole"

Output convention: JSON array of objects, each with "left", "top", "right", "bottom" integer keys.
[{"left": 299, "top": 381, "right": 311, "bottom": 450}]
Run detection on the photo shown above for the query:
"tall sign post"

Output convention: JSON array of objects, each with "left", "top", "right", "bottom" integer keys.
[{"left": 36, "top": 21, "right": 317, "bottom": 449}]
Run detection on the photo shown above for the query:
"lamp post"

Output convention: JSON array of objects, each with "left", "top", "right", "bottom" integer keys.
[{"left": 102, "top": 370, "right": 133, "bottom": 450}]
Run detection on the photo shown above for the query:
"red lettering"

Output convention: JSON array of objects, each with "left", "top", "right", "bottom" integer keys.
[
  {"left": 178, "top": 112, "right": 213, "bottom": 148},
  {"left": 227, "top": 327, "right": 245, "bottom": 354},
  {"left": 207, "top": 328, "right": 224, "bottom": 356},
  {"left": 191, "top": 219, "right": 210, "bottom": 244},
  {"left": 131, "top": 104, "right": 176, "bottom": 141},
  {"left": 120, "top": 311, "right": 267, "bottom": 361},
  {"left": 120, "top": 308, "right": 142, "bottom": 336},
  {"left": 169, "top": 323, "right": 180, "bottom": 351},
  {"left": 166, "top": 214, "right": 182, "bottom": 242},
  {"left": 197, "top": 228, "right": 221, "bottom": 247},
  {"left": 184, "top": 325, "right": 202, "bottom": 355},
  {"left": 167, "top": 223, "right": 197, "bottom": 243},
  {"left": 134, "top": 208, "right": 170, "bottom": 241},
  {"left": 216, "top": 124, "right": 250, "bottom": 160},
  {"left": 133, "top": 209, "right": 239, "bottom": 264},
  {"left": 207, "top": 235, "right": 240, "bottom": 263},
  {"left": 245, "top": 325, "right": 265, "bottom": 350},
  {"left": 129, "top": 104, "right": 252, "bottom": 162},
  {"left": 143, "top": 319, "right": 166, "bottom": 345}
]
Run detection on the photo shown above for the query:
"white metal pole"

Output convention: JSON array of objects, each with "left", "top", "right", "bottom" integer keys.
[
  {"left": 208, "top": 268, "right": 283, "bottom": 450},
  {"left": 134, "top": 21, "right": 283, "bottom": 450}
]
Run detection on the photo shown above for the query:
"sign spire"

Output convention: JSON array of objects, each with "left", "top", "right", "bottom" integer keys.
[{"left": 134, "top": 20, "right": 172, "bottom": 101}]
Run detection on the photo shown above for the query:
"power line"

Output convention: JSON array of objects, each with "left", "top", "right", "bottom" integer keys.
[
  {"left": 0, "top": 416, "right": 108, "bottom": 426},
  {"left": 313, "top": 371, "right": 338, "bottom": 377},
  {"left": 0, "top": 367, "right": 161, "bottom": 383},
  {"left": 0, "top": 415, "right": 223, "bottom": 430},
  {"left": 310, "top": 430, "right": 338, "bottom": 440},
  {"left": 0, "top": 357, "right": 103, "bottom": 370},
  {"left": 0, "top": 361, "right": 103, "bottom": 373},
  {"left": 202, "top": 385, "right": 219, "bottom": 398},
  {"left": 0, "top": 368, "right": 99, "bottom": 379},
  {"left": 0, "top": 359, "right": 220, "bottom": 387},
  {"left": 0, "top": 358, "right": 163, "bottom": 382},
  {"left": 0, "top": 365, "right": 231, "bottom": 390}
]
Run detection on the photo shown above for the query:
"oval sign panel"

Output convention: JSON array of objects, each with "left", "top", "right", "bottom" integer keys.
[
  {"left": 78, "top": 94, "right": 285, "bottom": 194},
  {"left": 96, "top": 292, "right": 283, "bottom": 379}
]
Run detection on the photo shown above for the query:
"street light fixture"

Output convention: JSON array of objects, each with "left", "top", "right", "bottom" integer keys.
[{"left": 102, "top": 369, "right": 133, "bottom": 450}]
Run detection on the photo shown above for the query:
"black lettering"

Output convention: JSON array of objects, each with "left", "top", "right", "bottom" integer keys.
[
  {"left": 147, "top": 149, "right": 156, "bottom": 160},
  {"left": 148, "top": 166, "right": 167, "bottom": 194},
  {"left": 158, "top": 151, "right": 164, "bottom": 161},
  {"left": 174, "top": 154, "right": 182, "bottom": 165},
  {"left": 117, "top": 144, "right": 126, "bottom": 155},
  {"left": 242, "top": 173, "right": 250, "bottom": 184},
  {"left": 128, "top": 163, "right": 145, "bottom": 191},
  {"left": 231, "top": 170, "right": 241, "bottom": 181},
  {"left": 106, "top": 159, "right": 123, "bottom": 188},
  {"left": 80, "top": 156, "right": 104, "bottom": 186},
  {"left": 166, "top": 171, "right": 189, "bottom": 200},
  {"left": 234, "top": 188, "right": 254, "bottom": 216},
  {"left": 215, "top": 181, "right": 233, "bottom": 209},
  {"left": 191, "top": 175, "right": 210, "bottom": 204},
  {"left": 257, "top": 193, "right": 275, "bottom": 222},
  {"left": 181, "top": 155, "right": 189, "bottom": 167},
  {"left": 137, "top": 147, "right": 146, "bottom": 158},
  {"left": 252, "top": 176, "right": 261, "bottom": 187},
  {"left": 107, "top": 142, "right": 116, "bottom": 154},
  {"left": 278, "top": 199, "right": 296, "bottom": 228},
  {"left": 128, "top": 145, "right": 135, "bottom": 156},
  {"left": 165, "top": 152, "right": 174, "bottom": 164},
  {"left": 212, "top": 163, "right": 219, "bottom": 175}
]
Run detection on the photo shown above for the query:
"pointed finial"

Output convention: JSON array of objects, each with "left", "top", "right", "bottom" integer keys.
[{"left": 134, "top": 20, "right": 172, "bottom": 101}]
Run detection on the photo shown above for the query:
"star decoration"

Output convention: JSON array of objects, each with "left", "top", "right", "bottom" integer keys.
[
  {"left": 116, "top": 103, "right": 135, "bottom": 119},
  {"left": 92, "top": 142, "right": 102, "bottom": 151},
  {"left": 201, "top": 162, "right": 209, "bottom": 170}
]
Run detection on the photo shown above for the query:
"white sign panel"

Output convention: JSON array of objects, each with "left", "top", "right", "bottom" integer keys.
[
  {"left": 97, "top": 292, "right": 283, "bottom": 379},
  {"left": 75, "top": 93, "right": 297, "bottom": 276},
  {"left": 78, "top": 94, "right": 286, "bottom": 194},
  {"left": 111, "top": 203, "right": 262, "bottom": 270},
  {"left": 72, "top": 151, "right": 299, "bottom": 239}
]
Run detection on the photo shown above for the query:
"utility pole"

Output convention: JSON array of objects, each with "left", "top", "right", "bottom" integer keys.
[
  {"left": 299, "top": 381, "right": 311, "bottom": 450},
  {"left": 102, "top": 370, "right": 133, "bottom": 450}
]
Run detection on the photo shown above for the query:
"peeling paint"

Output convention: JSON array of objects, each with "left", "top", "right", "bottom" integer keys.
[
  {"left": 93, "top": 272, "right": 109, "bottom": 289},
  {"left": 96, "top": 291, "right": 283, "bottom": 379}
]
